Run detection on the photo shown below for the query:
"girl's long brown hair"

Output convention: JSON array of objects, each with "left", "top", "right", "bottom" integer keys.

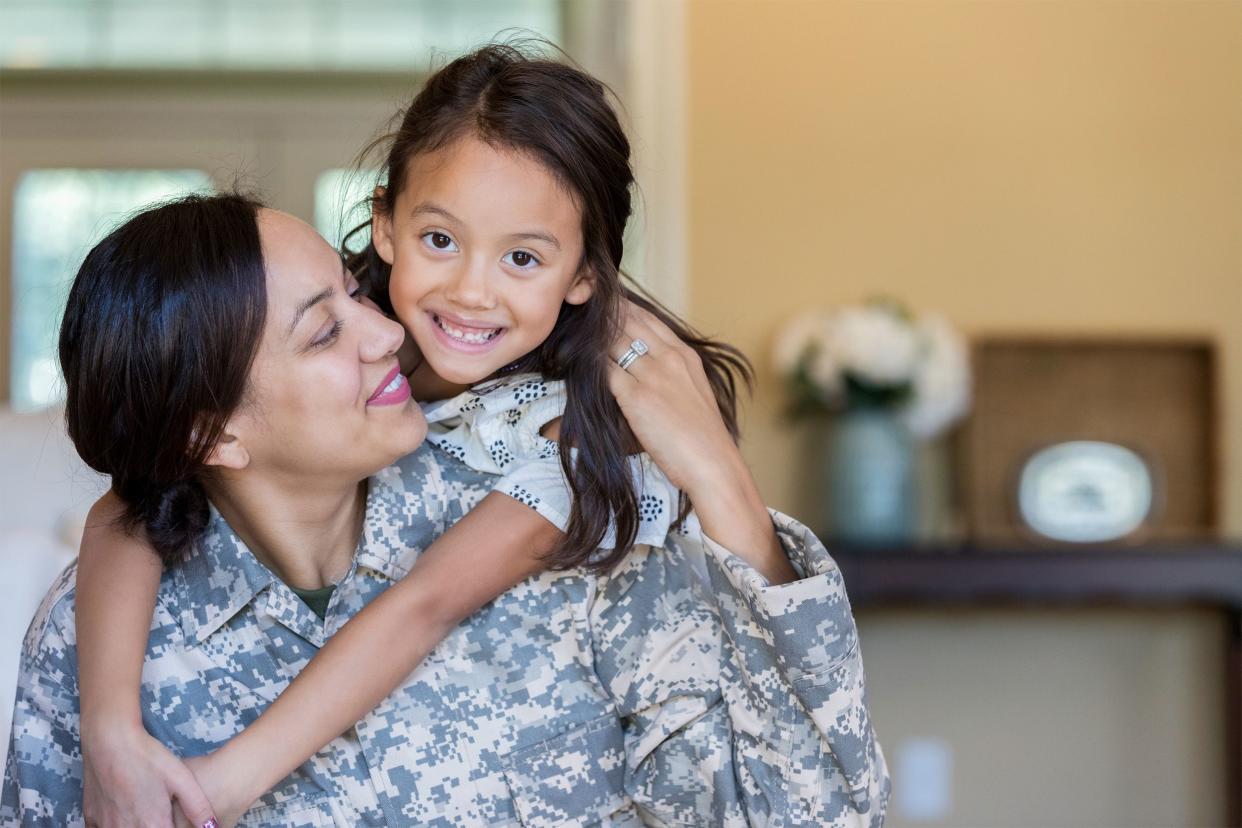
[{"left": 348, "top": 42, "right": 752, "bottom": 572}]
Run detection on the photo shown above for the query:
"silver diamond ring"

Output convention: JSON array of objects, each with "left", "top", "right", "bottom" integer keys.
[{"left": 616, "top": 338, "right": 649, "bottom": 371}]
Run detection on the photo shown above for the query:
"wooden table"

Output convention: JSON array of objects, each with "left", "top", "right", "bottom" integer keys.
[{"left": 832, "top": 542, "right": 1242, "bottom": 826}]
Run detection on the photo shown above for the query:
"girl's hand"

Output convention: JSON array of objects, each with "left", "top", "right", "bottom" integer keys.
[
  {"left": 176, "top": 754, "right": 249, "bottom": 828},
  {"left": 604, "top": 302, "right": 743, "bottom": 498},
  {"left": 82, "top": 723, "right": 217, "bottom": 828},
  {"left": 606, "top": 301, "right": 797, "bottom": 584}
]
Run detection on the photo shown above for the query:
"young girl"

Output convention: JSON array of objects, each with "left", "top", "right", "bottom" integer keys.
[{"left": 77, "top": 43, "right": 787, "bottom": 826}]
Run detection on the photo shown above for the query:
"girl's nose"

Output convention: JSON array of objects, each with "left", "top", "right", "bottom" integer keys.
[{"left": 443, "top": 260, "right": 496, "bottom": 311}]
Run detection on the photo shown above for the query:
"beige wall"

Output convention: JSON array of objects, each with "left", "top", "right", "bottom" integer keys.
[
  {"left": 685, "top": 1, "right": 1241, "bottom": 825},
  {"left": 686, "top": 0, "right": 1242, "bottom": 533}
]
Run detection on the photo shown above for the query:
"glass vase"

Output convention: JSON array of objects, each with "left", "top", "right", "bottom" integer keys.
[{"left": 826, "top": 407, "right": 917, "bottom": 544}]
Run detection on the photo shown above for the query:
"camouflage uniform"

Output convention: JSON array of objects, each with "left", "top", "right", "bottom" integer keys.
[{"left": 3, "top": 444, "right": 889, "bottom": 826}]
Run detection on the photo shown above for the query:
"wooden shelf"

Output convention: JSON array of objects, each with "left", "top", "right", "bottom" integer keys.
[
  {"left": 830, "top": 540, "right": 1242, "bottom": 827},
  {"left": 831, "top": 542, "right": 1242, "bottom": 610}
]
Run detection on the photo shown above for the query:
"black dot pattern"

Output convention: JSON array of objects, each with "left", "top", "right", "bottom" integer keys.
[
  {"left": 639, "top": 494, "right": 664, "bottom": 522},
  {"left": 440, "top": 443, "right": 468, "bottom": 462},
  {"left": 489, "top": 440, "right": 515, "bottom": 468},
  {"left": 512, "top": 380, "right": 548, "bottom": 404},
  {"left": 503, "top": 408, "right": 523, "bottom": 425},
  {"left": 460, "top": 395, "right": 484, "bottom": 412},
  {"left": 505, "top": 485, "right": 541, "bottom": 510},
  {"left": 537, "top": 441, "right": 560, "bottom": 459}
]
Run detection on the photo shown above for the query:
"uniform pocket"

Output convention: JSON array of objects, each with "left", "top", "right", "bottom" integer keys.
[
  {"left": 235, "top": 792, "right": 339, "bottom": 828},
  {"left": 500, "top": 713, "right": 630, "bottom": 827},
  {"left": 794, "top": 641, "right": 878, "bottom": 813}
]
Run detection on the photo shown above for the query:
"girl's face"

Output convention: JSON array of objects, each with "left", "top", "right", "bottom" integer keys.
[
  {"left": 373, "top": 135, "right": 593, "bottom": 392},
  {"left": 220, "top": 210, "right": 427, "bottom": 483}
]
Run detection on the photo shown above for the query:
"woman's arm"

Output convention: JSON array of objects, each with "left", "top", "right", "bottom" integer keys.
[
  {"left": 598, "top": 305, "right": 889, "bottom": 823},
  {"left": 195, "top": 491, "right": 557, "bottom": 823},
  {"left": 76, "top": 491, "right": 218, "bottom": 828}
]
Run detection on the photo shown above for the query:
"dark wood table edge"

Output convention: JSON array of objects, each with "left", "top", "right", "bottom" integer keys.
[{"left": 829, "top": 543, "right": 1242, "bottom": 828}]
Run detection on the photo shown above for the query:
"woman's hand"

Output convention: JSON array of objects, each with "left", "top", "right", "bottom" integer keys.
[
  {"left": 605, "top": 302, "right": 797, "bottom": 584},
  {"left": 82, "top": 722, "right": 217, "bottom": 828}
]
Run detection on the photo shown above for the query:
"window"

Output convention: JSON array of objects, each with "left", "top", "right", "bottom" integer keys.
[
  {"left": 314, "top": 168, "right": 379, "bottom": 251},
  {"left": 1, "top": 0, "right": 562, "bottom": 71},
  {"left": 10, "top": 169, "right": 213, "bottom": 410}
]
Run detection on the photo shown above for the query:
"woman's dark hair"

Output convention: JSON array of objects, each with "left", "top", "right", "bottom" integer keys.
[
  {"left": 347, "top": 42, "right": 753, "bottom": 572},
  {"left": 59, "top": 192, "right": 268, "bottom": 566}
]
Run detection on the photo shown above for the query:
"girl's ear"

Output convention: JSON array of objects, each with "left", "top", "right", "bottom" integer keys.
[
  {"left": 371, "top": 186, "right": 395, "bottom": 265},
  {"left": 564, "top": 268, "right": 595, "bottom": 306}
]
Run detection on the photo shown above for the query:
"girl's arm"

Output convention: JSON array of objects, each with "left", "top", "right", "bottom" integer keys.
[
  {"left": 194, "top": 491, "right": 556, "bottom": 824},
  {"left": 76, "top": 492, "right": 218, "bottom": 828}
]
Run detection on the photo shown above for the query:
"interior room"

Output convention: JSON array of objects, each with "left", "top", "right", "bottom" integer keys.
[{"left": 2, "top": 1, "right": 1239, "bottom": 826}]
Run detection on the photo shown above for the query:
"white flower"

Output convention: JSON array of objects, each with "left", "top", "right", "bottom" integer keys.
[
  {"left": 770, "top": 310, "right": 829, "bottom": 375},
  {"left": 807, "top": 344, "right": 845, "bottom": 401},
  {"left": 902, "top": 313, "right": 971, "bottom": 438},
  {"left": 831, "top": 304, "right": 921, "bottom": 386}
]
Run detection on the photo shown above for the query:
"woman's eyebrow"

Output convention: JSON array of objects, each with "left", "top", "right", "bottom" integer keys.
[{"left": 288, "top": 287, "right": 334, "bottom": 337}]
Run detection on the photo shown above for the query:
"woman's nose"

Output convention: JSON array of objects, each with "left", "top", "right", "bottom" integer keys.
[
  {"left": 443, "top": 260, "right": 496, "bottom": 311},
  {"left": 358, "top": 303, "right": 407, "bottom": 363}
]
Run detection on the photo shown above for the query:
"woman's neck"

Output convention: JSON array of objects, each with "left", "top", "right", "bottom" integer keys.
[{"left": 203, "top": 473, "right": 367, "bottom": 590}]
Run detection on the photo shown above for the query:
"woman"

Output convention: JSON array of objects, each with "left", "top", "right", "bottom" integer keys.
[{"left": 2, "top": 193, "right": 888, "bottom": 826}]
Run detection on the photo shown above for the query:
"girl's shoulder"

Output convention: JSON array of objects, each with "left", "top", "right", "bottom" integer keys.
[
  {"left": 420, "top": 372, "right": 565, "bottom": 474},
  {"left": 420, "top": 372, "right": 564, "bottom": 426}
]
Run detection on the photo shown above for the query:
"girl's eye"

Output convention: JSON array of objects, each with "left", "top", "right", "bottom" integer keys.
[
  {"left": 348, "top": 280, "right": 365, "bottom": 301},
  {"left": 421, "top": 231, "right": 458, "bottom": 252},
  {"left": 503, "top": 249, "right": 540, "bottom": 270}
]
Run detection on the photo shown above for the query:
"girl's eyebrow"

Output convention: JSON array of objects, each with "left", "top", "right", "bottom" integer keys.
[
  {"left": 410, "top": 201, "right": 559, "bottom": 249},
  {"left": 409, "top": 201, "right": 458, "bottom": 223},
  {"left": 506, "top": 231, "right": 560, "bottom": 250}
]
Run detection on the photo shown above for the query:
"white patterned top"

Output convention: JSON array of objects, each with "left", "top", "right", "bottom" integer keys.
[{"left": 420, "top": 372, "right": 685, "bottom": 549}]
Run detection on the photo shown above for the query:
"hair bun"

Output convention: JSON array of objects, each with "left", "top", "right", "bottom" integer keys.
[{"left": 135, "top": 478, "right": 210, "bottom": 565}]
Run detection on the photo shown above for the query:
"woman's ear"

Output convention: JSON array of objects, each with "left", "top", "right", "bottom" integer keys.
[
  {"left": 371, "top": 186, "right": 395, "bottom": 265},
  {"left": 202, "top": 427, "right": 250, "bottom": 471},
  {"left": 564, "top": 267, "right": 595, "bottom": 306}
]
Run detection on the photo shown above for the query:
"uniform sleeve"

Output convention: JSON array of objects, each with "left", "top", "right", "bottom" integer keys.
[
  {"left": 588, "top": 512, "right": 890, "bottom": 828},
  {"left": 2, "top": 598, "right": 86, "bottom": 827}
]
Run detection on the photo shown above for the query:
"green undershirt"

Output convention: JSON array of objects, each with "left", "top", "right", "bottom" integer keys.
[{"left": 289, "top": 583, "right": 336, "bottom": 620}]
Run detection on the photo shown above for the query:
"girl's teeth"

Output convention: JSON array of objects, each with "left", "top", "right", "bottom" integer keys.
[
  {"left": 383, "top": 375, "right": 401, "bottom": 393},
  {"left": 435, "top": 315, "right": 500, "bottom": 344}
]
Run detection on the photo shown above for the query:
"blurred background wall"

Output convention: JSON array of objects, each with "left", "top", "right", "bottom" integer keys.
[
  {"left": 685, "top": 3, "right": 1240, "bottom": 826},
  {"left": 2, "top": 1, "right": 1239, "bottom": 826}
]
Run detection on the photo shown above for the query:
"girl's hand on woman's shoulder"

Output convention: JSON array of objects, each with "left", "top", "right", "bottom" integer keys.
[
  {"left": 604, "top": 301, "right": 739, "bottom": 498},
  {"left": 606, "top": 301, "right": 797, "bottom": 584}
]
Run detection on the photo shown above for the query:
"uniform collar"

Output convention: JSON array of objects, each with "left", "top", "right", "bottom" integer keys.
[
  {"left": 176, "top": 506, "right": 280, "bottom": 643},
  {"left": 175, "top": 446, "right": 448, "bottom": 643}
]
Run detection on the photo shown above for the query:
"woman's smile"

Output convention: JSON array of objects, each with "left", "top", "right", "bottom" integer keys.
[{"left": 367, "top": 364, "right": 412, "bottom": 406}]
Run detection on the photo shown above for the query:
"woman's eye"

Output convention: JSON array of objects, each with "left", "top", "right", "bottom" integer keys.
[
  {"left": 313, "top": 320, "right": 343, "bottom": 348},
  {"left": 348, "top": 280, "right": 365, "bottom": 301},
  {"left": 421, "top": 231, "right": 458, "bottom": 252},
  {"left": 503, "top": 250, "right": 540, "bottom": 269}
]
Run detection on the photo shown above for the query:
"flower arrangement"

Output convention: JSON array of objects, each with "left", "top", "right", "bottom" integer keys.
[{"left": 772, "top": 298, "right": 972, "bottom": 439}]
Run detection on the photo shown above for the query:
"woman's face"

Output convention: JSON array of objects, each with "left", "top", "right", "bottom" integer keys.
[
  {"left": 373, "top": 135, "right": 592, "bottom": 392},
  {"left": 223, "top": 210, "right": 426, "bottom": 483}
]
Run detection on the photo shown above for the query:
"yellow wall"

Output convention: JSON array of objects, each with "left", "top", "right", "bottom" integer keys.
[
  {"left": 687, "top": 0, "right": 1242, "bottom": 534},
  {"left": 686, "top": 2, "right": 1240, "bottom": 824}
]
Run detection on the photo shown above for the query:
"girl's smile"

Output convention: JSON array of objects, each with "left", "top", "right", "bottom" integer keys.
[{"left": 372, "top": 135, "right": 593, "bottom": 394}]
